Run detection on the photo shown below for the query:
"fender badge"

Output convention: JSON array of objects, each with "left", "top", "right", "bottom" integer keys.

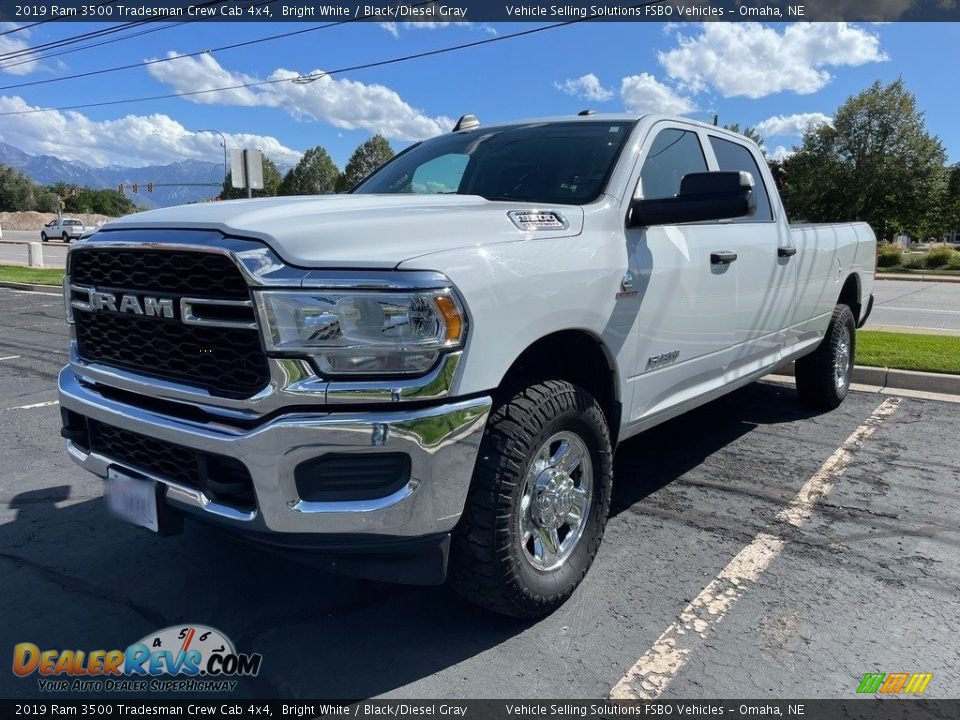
[{"left": 507, "top": 210, "right": 569, "bottom": 231}]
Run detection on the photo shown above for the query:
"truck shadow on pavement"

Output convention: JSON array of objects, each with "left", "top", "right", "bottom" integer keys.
[{"left": 1, "top": 381, "right": 820, "bottom": 700}]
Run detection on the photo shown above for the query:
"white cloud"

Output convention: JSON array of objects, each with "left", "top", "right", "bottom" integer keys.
[
  {"left": 0, "top": 95, "right": 302, "bottom": 167},
  {"left": 755, "top": 112, "right": 832, "bottom": 138},
  {"left": 659, "top": 23, "right": 887, "bottom": 98},
  {"left": 620, "top": 73, "right": 694, "bottom": 115},
  {"left": 0, "top": 23, "right": 39, "bottom": 76},
  {"left": 554, "top": 74, "right": 614, "bottom": 102},
  {"left": 146, "top": 54, "right": 453, "bottom": 141},
  {"left": 770, "top": 146, "right": 795, "bottom": 162},
  {"left": 378, "top": 21, "right": 496, "bottom": 37}
]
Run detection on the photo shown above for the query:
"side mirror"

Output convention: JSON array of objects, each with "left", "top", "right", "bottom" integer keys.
[{"left": 628, "top": 171, "right": 757, "bottom": 228}]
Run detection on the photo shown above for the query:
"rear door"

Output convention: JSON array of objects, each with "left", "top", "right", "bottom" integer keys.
[
  {"left": 623, "top": 123, "right": 739, "bottom": 422},
  {"left": 703, "top": 134, "right": 798, "bottom": 376}
]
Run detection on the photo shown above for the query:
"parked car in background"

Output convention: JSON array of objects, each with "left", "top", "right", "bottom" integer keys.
[{"left": 41, "top": 218, "right": 95, "bottom": 243}]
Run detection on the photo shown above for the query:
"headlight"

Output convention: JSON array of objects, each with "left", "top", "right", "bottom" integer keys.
[{"left": 256, "top": 289, "right": 466, "bottom": 376}]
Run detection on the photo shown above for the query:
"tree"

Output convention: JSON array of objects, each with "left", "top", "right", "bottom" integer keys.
[
  {"left": 337, "top": 134, "right": 394, "bottom": 191},
  {"left": 278, "top": 146, "right": 339, "bottom": 196},
  {"left": 0, "top": 163, "right": 38, "bottom": 211},
  {"left": 221, "top": 156, "right": 283, "bottom": 199},
  {"left": 781, "top": 79, "right": 947, "bottom": 239},
  {"left": 47, "top": 182, "right": 139, "bottom": 216},
  {"left": 723, "top": 123, "right": 765, "bottom": 154}
]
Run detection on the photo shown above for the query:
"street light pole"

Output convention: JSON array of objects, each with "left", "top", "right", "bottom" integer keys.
[{"left": 200, "top": 129, "right": 228, "bottom": 190}]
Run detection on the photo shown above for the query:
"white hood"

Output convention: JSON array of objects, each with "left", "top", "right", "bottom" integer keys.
[{"left": 106, "top": 194, "right": 584, "bottom": 268}]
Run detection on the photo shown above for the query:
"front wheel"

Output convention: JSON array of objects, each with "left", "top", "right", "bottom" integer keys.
[
  {"left": 41, "top": 233, "right": 47, "bottom": 242},
  {"left": 795, "top": 304, "right": 856, "bottom": 410},
  {"left": 449, "top": 379, "right": 613, "bottom": 618}
]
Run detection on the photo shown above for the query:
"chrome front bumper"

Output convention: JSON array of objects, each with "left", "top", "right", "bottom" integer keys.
[{"left": 58, "top": 367, "right": 492, "bottom": 539}]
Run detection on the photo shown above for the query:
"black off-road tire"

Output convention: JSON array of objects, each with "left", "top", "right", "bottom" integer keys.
[
  {"left": 448, "top": 380, "right": 613, "bottom": 618},
  {"left": 795, "top": 304, "right": 857, "bottom": 411}
]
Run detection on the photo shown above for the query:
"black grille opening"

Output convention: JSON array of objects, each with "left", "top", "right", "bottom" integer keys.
[
  {"left": 75, "top": 311, "right": 269, "bottom": 399},
  {"left": 69, "top": 247, "right": 270, "bottom": 399},
  {"left": 87, "top": 418, "right": 256, "bottom": 511},
  {"left": 71, "top": 248, "right": 249, "bottom": 299},
  {"left": 295, "top": 453, "right": 411, "bottom": 502}
]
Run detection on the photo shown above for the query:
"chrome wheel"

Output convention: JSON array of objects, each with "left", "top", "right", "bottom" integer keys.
[
  {"left": 834, "top": 326, "right": 851, "bottom": 391},
  {"left": 518, "top": 431, "right": 593, "bottom": 572}
]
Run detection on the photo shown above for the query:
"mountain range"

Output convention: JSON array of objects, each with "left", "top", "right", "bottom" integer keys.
[{"left": 0, "top": 143, "right": 291, "bottom": 209}]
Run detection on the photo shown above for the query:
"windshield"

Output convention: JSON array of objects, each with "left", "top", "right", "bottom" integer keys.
[{"left": 353, "top": 121, "right": 636, "bottom": 205}]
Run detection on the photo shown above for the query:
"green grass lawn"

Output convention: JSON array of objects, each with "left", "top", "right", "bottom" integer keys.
[
  {"left": 0, "top": 265, "right": 64, "bottom": 286},
  {"left": 857, "top": 330, "right": 960, "bottom": 375},
  {"left": 876, "top": 267, "right": 960, "bottom": 276}
]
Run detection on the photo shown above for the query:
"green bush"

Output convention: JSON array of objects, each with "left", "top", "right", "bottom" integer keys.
[
  {"left": 876, "top": 244, "right": 903, "bottom": 267},
  {"left": 947, "top": 252, "right": 960, "bottom": 271},
  {"left": 923, "top": 244, "right": 955, "bottom": 268},
  {"left": 902, "top": 253, "right": 926, "bottom": 270}
]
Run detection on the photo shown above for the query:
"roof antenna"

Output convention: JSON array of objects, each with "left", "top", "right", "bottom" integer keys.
[
  {"left": 452, "top": 114, "right": 481, "bottom": 132},
  {"left": 578, "top": 109, "right": 597, "bottom": 116},
  {"left": 712, "top": 114, "right": 719, "bottom": 126}
]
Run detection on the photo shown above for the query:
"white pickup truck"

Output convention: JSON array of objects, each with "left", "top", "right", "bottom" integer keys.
[
  {"left": 42, "top": 217, "right": 96, "bottom": 243},
  {"left": 59, "top": 115, "right": 876, "bottom": 617}
]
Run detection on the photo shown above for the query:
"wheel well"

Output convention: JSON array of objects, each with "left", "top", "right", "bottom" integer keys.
[
  {"left": 497, "top": 330, "right": 620, "bottom": 441},
  {"left": 838, "top": 274, "right": 861, "bottom": 319}
]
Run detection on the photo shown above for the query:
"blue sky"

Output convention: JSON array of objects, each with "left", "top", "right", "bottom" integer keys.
[{"left": 0, "top": 21, "right": 957, "bottom": 171}]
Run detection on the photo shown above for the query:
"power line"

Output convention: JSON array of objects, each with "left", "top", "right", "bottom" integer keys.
[
  {"left": 0, "top": 2, "right": 669, "bottom": 118},
  {"left": 0, "top": 0, "right": 435, "bottom": 89},
  {"left": 0, "top": 1, "right": 426, "bottom": 91},
  {"left": 0, "top": 2, "right": 122, "bottom": 39},
  {"left": 0, "top": 21, "right": 186, "bottom": 72},
  {"left": 0, "top": 0, "right": 230, "bottom": 63}
]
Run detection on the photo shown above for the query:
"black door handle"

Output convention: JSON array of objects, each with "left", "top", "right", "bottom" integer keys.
[
  {"left": 778, "top": 246, "right": 798, "bottom": 258},
  {"left": 710, "top": 251, "right": 738, "bottom": 265}
]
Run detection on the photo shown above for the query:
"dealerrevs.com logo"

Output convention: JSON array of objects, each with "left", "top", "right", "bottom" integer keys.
[{"left": 12, "top": 624, "right": 262, "bottom": 693}]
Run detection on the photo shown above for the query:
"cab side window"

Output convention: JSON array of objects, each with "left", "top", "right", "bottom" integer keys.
[
  {"left": 708, "top": 137, "right": 773, "bottom": 221},
  {"left": 639, "top": 129, "right": 708, "bottom": 200}
]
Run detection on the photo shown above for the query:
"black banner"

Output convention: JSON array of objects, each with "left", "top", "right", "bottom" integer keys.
[
  {"left": 1, "top": 700, "right": 959, "bottom": 720},
  {"left": 1, "top": 0, "right": 960, "bottom": 23}
]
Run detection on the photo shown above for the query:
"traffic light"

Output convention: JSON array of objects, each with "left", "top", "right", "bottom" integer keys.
[
  {"left": 132, "top": 183, "right": 139, "bottom": 193},
  {"left": 147, "top": 182, "right": 154, "bottom": 193}
]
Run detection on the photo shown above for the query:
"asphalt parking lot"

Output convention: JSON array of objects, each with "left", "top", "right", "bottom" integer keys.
[{"left": 0, "top": 285, "right": 958, "bottom": 700}]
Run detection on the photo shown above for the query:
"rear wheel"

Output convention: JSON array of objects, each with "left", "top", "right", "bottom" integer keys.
[
  {"left": 795, "top": 304, "right": 856, "bottom": 410},
  {"left": 449, "top": 379, "right": 613, "bottom": 618},
  {"left": 62, "top": 232, "right": 69, "bottom": 242}
]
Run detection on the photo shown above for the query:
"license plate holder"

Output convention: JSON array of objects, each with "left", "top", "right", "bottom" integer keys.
[{"left": 106, "top": 467, "right": 160, "bottom": 533}]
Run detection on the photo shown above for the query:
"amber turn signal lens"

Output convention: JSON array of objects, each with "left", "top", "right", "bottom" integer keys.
[{"left": 434, "top": 295, "right": 463, "bottom": 343}]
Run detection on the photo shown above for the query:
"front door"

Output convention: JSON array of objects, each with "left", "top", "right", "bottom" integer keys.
[{"left": 624, "top": 124, "right": 739, "bottom": 423}]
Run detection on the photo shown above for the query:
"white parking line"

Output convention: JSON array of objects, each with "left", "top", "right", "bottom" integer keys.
[
  {"left": 609, "top": 396, "right": 901, "bottom": 700},
  {"left": 0, "top": 355, "right": 20, "bottom": 361},
  {"left": 5, "top": 400, "right": 59, "bottom": 411}
]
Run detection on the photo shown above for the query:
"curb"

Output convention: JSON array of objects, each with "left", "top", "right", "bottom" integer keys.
[
  {"left": 0, "top": 280, "right": 62, "bottom": 293},
  {"left": 775, "top": 361, "right": 960, "bottom": 395},
  {"left": 876, "top": 273, "right": 960, "bottom": 283}
]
